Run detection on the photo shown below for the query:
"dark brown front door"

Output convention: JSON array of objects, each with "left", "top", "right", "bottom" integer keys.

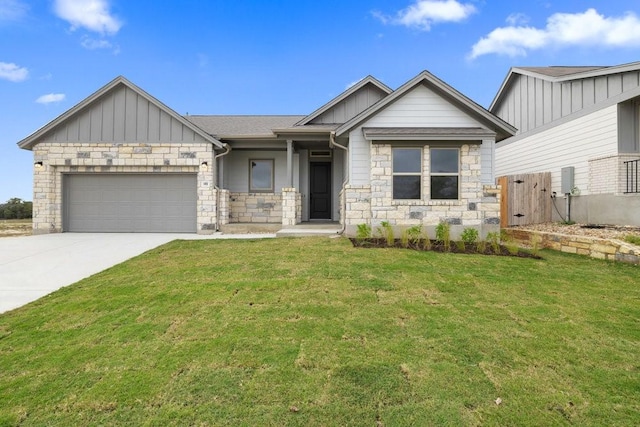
[{"left": 310, "top": 162, "right": 331, "bottom": 219}]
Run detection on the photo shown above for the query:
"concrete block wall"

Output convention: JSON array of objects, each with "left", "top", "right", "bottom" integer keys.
[
  {"left": 32, "top": 142, "right": 216, "bottom": 234},
  {"left": 343, "top": 144, "right": 499, "bottom": 237},
  {"left": 229, "top": 193, "right": 282, "bottom": 223}
]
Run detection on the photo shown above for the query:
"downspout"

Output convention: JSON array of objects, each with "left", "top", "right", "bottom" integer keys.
[
  {"left": 213, "top": 143, "right": 231, "bottom": 231},
  {"left": 329, "top": 131, "right": 349, "bottom": 234}
]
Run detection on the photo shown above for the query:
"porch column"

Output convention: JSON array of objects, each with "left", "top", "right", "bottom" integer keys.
[{"left": 286, "top": 140, "right": 294, "bottom": 188}]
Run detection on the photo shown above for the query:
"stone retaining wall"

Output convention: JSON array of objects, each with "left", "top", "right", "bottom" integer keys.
[{"left": 504, "top": 229, "right": 640, "bottom": 265}]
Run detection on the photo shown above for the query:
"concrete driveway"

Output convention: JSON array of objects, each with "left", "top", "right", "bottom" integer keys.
[{"left": 0, "top": 232, "right": 274, "bottom": 314}]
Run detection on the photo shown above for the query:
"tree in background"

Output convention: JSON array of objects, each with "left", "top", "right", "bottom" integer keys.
[{"left": 0, "top": 198, "right": 33, "bottom": 219}]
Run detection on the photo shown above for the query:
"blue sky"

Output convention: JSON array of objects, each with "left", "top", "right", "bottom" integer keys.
[{"left": 2, "top": 0, "right": 640, "bottom": 202}]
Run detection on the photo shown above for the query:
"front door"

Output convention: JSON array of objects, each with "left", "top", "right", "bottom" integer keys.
[{"left": 310, "top": 162, "right": 331, "bottom": 219}]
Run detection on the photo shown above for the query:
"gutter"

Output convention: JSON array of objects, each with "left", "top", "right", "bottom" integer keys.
[{"left": 329, "top": 131, "right": 349, "bottom": 234}]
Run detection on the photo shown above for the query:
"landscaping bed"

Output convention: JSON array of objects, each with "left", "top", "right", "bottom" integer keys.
[{"left": 350, "top": 238, "right": 541, "bottom": 259}]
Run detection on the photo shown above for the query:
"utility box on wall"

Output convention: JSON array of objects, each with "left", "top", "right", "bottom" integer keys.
[{"left": 561, "top": 166, "right": 575, "bottom": 194}]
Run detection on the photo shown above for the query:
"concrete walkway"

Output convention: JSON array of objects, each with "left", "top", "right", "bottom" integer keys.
[{"left": 0, "top": 232, "right": 274, "bottom": 314}]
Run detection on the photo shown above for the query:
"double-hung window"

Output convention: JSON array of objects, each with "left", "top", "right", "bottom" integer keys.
[
  {"left": 430, "top": 148, "right": 459, "bottom": 200},
  {"left": 249, "top": 159, "right": 274, "bottom": 192},
  {"left": 392, "top": 148, "right": 422, "bottom": 199}
]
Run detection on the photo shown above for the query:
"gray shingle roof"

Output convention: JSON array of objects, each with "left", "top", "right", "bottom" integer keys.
[{"left": 185, "top": 115, "right": 305, "bottom": 137}]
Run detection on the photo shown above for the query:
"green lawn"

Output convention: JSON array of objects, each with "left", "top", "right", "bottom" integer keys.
[{"left": 0, "top": 237, "right": 638, "bottom": 426}]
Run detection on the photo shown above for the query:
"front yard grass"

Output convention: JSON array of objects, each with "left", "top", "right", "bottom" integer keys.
[{"left": 0, "top": 237, "right": 638, "bottom": 426}]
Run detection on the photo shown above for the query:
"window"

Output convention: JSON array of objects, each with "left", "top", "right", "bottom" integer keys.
[
  {"left": 249, "top": 159, "right": 274, "bottom": 192},
  {"left": 392, "top": 148, "right": 421, "bottom": 199},
  {"left": 430, "top": 148, "right": 459, "bottom": 200}
]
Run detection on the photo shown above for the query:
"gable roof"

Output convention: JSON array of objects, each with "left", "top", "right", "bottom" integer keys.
[
  {"left": 335, "top": 70, "right": 516, "bottom": 141},
  {"left": 490, "top": 61, "right": 640, "bottom": 111},
  {"left": 294, "top": 76, "right": 392, "bottom": 126},
  {"left": 18, "top": 76, "right": 224, "bottom": 150}
]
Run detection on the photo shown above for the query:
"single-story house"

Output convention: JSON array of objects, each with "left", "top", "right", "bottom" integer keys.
[
  {"left": 491, "top": 61, "right": 640, "bottom": 226},
  {"left": 18, "top": 70, "right": 515, "bottom": 236}
]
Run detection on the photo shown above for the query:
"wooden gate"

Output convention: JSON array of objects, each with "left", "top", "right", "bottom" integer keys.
[{"left": 498, "top": 172, "right": 551, "bottom": 227}]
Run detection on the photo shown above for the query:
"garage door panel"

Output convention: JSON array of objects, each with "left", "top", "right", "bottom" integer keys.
[{"left": 64, "top": 174, "right": 197, "bottom": 233}]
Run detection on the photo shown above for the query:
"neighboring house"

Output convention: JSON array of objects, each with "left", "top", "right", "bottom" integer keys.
[
  {"left": 491, "top": 62, "right": 640, "bottom": 226},
  {"left": 18, "top": 71, "right": 515, "bottom": 236}
]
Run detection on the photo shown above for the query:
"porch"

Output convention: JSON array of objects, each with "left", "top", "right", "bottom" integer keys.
[{"left": 219, "top": 222, "right": 341, "bottom": 237}]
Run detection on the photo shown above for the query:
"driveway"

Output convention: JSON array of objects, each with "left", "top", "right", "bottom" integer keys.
[{"left": 0, "top": 232, "right": 274, "bottom": 314}]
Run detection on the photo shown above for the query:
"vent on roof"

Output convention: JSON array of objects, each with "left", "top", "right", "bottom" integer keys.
[{"left": 310, "top": 150, "right": 332, "bottom": 158}]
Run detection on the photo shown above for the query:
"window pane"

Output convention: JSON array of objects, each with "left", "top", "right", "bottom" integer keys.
[
  {"left": 431, "top": 176, "right": 458, "bottom": 199},
  {"left": 250, "top": 160, "right": 273, "bottom": 191},
  {"left": 393, "top": 175, "right": 421, "bottom": 199},
  {"left": 393, "top": 148, "right": 421, "bottom": 173},
  {"left": 430, "top": 149, "right": 458, "bottom": 173}
]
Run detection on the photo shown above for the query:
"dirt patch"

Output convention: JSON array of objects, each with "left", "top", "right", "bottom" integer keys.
[{"left": 0, "top": 220, "right": 32, "bottom": 238}]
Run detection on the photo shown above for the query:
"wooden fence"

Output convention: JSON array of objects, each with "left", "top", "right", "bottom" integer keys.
[{"left": 497, "top": 172, "right": 552, "bottom": 228}]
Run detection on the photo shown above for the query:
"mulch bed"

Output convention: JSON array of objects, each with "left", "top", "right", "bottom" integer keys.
[{"left": 350, "top": 238, "right": 542, "bottom": 259}]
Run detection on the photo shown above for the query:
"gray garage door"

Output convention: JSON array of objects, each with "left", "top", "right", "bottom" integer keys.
[{"left": 63, "top": 174, "right": 197, "bottom": 233}]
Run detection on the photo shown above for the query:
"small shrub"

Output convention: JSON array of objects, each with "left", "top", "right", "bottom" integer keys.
[
  {"left": 400, "top": 228, "right": 410, "bottom": 248},
  {"left": 506, "top": 241, "right": 520, "bottom": 255},
  {"left": 624, "top": 234, "right": 640, "bottom": 246},
  {"left": 476, "top": 239, "right": 487, "bottom": 253},
  {"left": 436, "top": 221, "right": 451, "bottom": 252},
  {"left": 461, "top": 228, "right": 479, "bottom": 245},
  {"left": 356, "top": 223, "right": 372, "bottom": 240},
  {"left": 486, "top": 231, "right": 501, "bottom": 254},
  {"left": 404, "top": 225, "right": 423, "bottom": 248},
  {"left": 421, "top": 229, "right": 432, "bottom": 251},
  {"left": 456, "top": 240, "right": 466, "bottom": 252},
  {"left": 531, "top": 234, "right": 543, "bottom": 257},
  {"left": 377, "top": 221, "right": 394, "bottom": 246}
]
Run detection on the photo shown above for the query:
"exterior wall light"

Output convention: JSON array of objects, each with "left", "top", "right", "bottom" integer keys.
[
  {"left": 34, "top": 161, "right": 43, "bottom": 168},
  {"left": 200, "top": 161, "right": 208, "bottom": 171}
]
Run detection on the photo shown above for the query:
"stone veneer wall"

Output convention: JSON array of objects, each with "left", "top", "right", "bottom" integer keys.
[
  {"left": 217, "top": 189, "right": 230, "bottom": 226},
  {"left": 32, "top": 142, "right": 216, "bottom": 234},
  {"left": 228, "top": 193, "right": 282, "bottom": 223},
  {"left": 281, "top": 188, "right": 302, "bottom": 226},
  {"left": 589, "top": 154, "right": 640, "bottom": 195},
  {"left": 343, "top": 144, "right": 500, "bottom": 238},
  {"left": 504, "top": 228, "right": 640, "bottom": 265}
]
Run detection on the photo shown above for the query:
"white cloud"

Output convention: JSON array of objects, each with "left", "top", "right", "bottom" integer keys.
[
  {"left": 81, "top": 35, "right": 111, "bottom": 49},
  {"left": 373, "top": 0, "right": 476, "bottom": 31},
  {"left": 470, "top": 8, "right": 640, "bottom": 59},
  {"left": 505, "top": 13, "right": 529, "bottom": 26},
  {"left": 36, "top": 93, "right": 66, "bottom": 104},
  {"left": 0, "top": 61, "right": 28, "bottom": 82},
  {"left": 53, "top": 0, "right": 122, "bottom": 35},
  {"left": 0, "top": 0, "right": 29, "bottom": 22}
]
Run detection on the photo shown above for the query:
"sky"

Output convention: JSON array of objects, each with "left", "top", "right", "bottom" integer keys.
[{"left": 2, "top": 0, "right": 640, "bottom": 202}]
